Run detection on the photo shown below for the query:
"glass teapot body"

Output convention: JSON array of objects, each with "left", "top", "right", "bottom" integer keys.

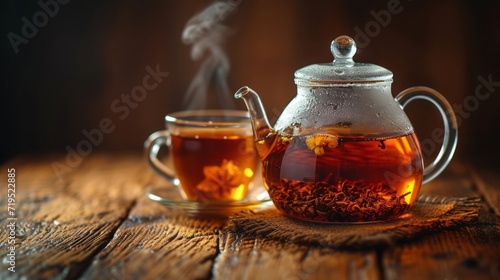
[{"left": 265, "top": 82, "right": 423, "bottom": 222}]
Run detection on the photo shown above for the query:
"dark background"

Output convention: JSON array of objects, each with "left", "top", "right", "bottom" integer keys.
[{"left": 1, "top": 0, "right": 499, "bottom": 169}]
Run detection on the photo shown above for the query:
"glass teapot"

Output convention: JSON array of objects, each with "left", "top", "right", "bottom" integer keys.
[{"left": 234, "top": 35, "right": 458, "bottom": 223}]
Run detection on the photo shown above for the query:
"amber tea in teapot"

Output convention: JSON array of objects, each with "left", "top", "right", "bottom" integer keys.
[
  {"left": 235, "top": 35, "right": 458, "bottom": 223},
  {"left": 264, "top": 131, "right": 422, "bottom": 222}
]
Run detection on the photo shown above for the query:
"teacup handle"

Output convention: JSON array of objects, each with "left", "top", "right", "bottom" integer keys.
[
  {"left": 144, "top": 130, "right": 180, "bottom": 186},
  {"left": 395, "top": 86, "right": 458, "bottom": 184}
]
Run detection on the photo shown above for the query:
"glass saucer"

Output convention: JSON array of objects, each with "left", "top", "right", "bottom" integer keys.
[{"left": 145, "top": 183, "right": 274, "bottom": 218}]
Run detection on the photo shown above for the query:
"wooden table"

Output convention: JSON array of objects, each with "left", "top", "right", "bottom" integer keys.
[{"left": 1, "top": 153, "right": 499, "bottom": 280}]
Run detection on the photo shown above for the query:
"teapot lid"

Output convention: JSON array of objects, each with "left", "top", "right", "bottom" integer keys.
[{"left": 294, "top": 35, "right": 393, "bottom": 86}]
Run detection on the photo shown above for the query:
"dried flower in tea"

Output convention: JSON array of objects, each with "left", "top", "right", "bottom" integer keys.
[
  {"left": 305, "top": 134, "right": 339, "bottom": 156},
  {"left": 196, "top": 159, "right": 244, "bottom": 199}
]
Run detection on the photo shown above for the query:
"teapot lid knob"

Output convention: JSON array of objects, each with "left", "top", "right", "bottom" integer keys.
[
  {"left": 331, "top": 35, "right": 357, "bottom": 65},
  {"left": 294, "top": 35, "right": 392, "bottom": 85}
]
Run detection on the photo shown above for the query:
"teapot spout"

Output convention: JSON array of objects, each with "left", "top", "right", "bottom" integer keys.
[{"left": 235, "top": 86, "right": 276, "bottom": 160}]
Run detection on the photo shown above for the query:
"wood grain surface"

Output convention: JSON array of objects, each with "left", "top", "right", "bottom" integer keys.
[{"left": 1, "top": 153, "right": 499, "bottom": 280}]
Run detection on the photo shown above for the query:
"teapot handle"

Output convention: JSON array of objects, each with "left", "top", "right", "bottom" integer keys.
[{"left": 395, "top": 86, "right": 458, "bottom": 184}]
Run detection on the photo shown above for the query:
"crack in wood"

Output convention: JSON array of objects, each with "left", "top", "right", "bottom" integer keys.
[{"left": 71, "top": 199, "right": 137, "bottom": 280}]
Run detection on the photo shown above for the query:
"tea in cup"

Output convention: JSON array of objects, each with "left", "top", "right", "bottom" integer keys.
[{"left": 144, "top": 110, "right": 258, "bottom": 202}]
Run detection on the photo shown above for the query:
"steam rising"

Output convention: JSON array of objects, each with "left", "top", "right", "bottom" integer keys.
[{"left": 181, "top": 0, "right": 240, "bottom": 110}]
